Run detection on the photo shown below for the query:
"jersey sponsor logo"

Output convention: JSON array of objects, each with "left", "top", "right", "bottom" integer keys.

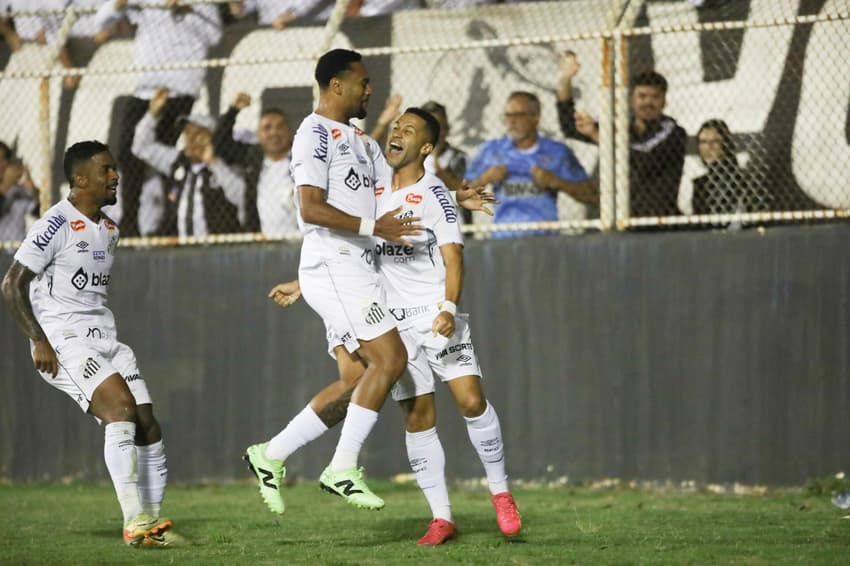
[
  {"left": 104, "top": 219, "right": 117, "bottom": 231},
  {"left": 93, "top": 250, "right": 106, "bottom": 261},
  {"left": 81, "top": 357, "right": 100, "bottom": 379},
  {"left": 312, "top": 123, "right": 329, "bottom": 163},
  {"left": 31, "top": 214, "right": 67, "bottom": 251},
  {"left": 70, "top": 220, "right": 86, "bottom": 232},
  {"left": 363, "top": 302, "right": 386, "bottom": 325},
  {"left": 71, "top": 267, "right": 110, "bottom": 290},
  {"left": 76, "top": 241, "right": 89, "bottom": 253},
  {"left": 345, "top": 168, "right": 362, "bottom": 191},
  {"left": 436, "top": 342, "right": 473, "bottom": 360},
  {"left": 430, "top": 186, "right": 458, "bottom": 223},
  {"left": 405, "top": 193, "right": 423, "bottom": 205},
  {"left": 374, "top": 186, "right": 385, "bottom": 196},
  {"left": 457, "top": 354, "right": 473, "bottom": 364},
  {"left": 375, "top": 241, "right": 414, "bottom": 264},
  {"left": 354, "top": 126, "right": 365, "bottom": 136},
  {"left": 124, "top": 373, "right": 141, "bottom": 383},
  {"left": 331, "top": 128, "right": 342, "bottom": 140},
  {"left": 339, "top": 143, "right": 350, "bottom": 155}
]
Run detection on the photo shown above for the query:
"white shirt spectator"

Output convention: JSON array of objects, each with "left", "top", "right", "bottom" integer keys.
[
  {"left": 239, "top": 0, "right": 332, "bottom": 25},
  {"left": 359, "top": 0, "right": 420, "bottom": 16},
  {"left": 94, "top": 0, "right": 222, "bottom": 99},
  {"left": 257, "top": 156, "right": 297, "bottom": 235},
  {"left": 1, "top": 0, "right": 63, "bottom": 44}
]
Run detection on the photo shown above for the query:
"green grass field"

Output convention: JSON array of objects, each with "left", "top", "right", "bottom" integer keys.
[{"left": 1, "top": 480, "right": 848, "bottom": 565}]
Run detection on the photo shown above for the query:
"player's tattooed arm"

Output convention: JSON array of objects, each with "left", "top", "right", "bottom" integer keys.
[{"left": 1, "top": 261, "right": 58, "bottom": 376}]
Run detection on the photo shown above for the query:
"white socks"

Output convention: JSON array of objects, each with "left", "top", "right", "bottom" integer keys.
[
  {"left": 465, "top": 402, "right": 509, "bottom": 495},
  {"left": 406, "top": 427, "right": 451, "bottom": 522},
  {"left": 266, "top": 405, "right": 329, "bottom": 462},
  {"left": 330, "top": 403, "right": 378, "bottom": 471},
  {"left": 104, "top": 421, "right": 143, "bottom": 524},
  {"left": 136, "top": 440, "right": 168, "bottom": 518}
]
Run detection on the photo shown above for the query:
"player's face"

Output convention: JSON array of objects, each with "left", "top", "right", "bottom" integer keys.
[
  {"left": 183, "top": 123, "right": 212, "bottom": 162},
  {"left": 631, "top": 85, "right": 665, "bottom": 123},
  {"left": 698, "top": 127, "right": 724, "bottom": 164},
  {"left": 385, "top": 113, "right": 433, "bottom": 170},
  {"left": 503, "top": 96, "right": 539, "bottom": 144},
  {"left": 82, "top": 151, "right": 119, "bottom": 206},
  {"left": 258, "top": 113, "right": 292, "bottom": 158},
  {"left": 338, "top": 61, "right": 372, "bottom": 120}
]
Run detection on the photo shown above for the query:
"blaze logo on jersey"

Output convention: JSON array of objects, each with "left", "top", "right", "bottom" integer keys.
[
  {"left": 71, "top": 267, "right": 110, "bottom": 290},
  {"left": 312, "top": 124, "right": 329, "bottom": 163},
  {"left": 331, "top": 128, "right": 342, "bottom": 140},
  {"left": 405, "top": 193, "right": 423, "bottom": 205},
  {"left": 70, "top": 220, "right": 86, "bottom": 232},
  {"left": 31, "top": 214, "right": 66, "bottom": 251},
  {"left": 430, "top": 186, "right": 458, "bottom": 223},
  {"left": 374, "top": 186, "right": 385, "bottom": 196},
  {"left": 345, "top": 168, "right": 362, "bottom": 191}
]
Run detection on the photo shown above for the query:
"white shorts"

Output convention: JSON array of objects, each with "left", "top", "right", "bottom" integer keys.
[
  {"left": 391, "top": 312, "right": 483, "bottom": 402},
  {"left": 300, "top": 258, "right": 396, "bottom": 354},
  {"left": 36, "top": 331, "right": 151, "bottom": 414}
]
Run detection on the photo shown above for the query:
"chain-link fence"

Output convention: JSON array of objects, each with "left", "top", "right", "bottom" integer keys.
[{"left": 1, "top": 0, "right": 848, "bottom": 248}]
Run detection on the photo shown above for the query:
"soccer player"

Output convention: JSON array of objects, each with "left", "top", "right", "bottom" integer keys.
[
  {"left": 1, "top": 141, "right": 179, "bottom": 548},
  {"left": 253, "top": 109, "right": 520, "bottom": 544},
  {"left": 244, "top": 49, "right": 420, "bottom": 511}
]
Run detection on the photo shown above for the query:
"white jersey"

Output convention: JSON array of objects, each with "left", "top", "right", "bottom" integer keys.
[
  {"left": 14, "top": 200, "right": 119, "bottom": 341},
  {"left": 374, "top": 172, "right": 463, "bottom": 312},
  {"left": 290, "top": 112, "right": 393, "bottom": 267}
]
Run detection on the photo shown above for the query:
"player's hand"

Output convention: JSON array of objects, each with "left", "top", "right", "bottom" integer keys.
[
  {"left": 376, "top": 94, "right": 402, "bottom": 129},
  {"left": 149, "top": 88, "right": 169, "bottom": 118},
  {"left": 431, "top": 312, "right": 455, "bottom": 338},
  {"left": 457, "top": 182, "right": 498, "bottom": 216},
  {"left": 201, "top": 142, "right": 216, "bottom": 165},
  {"left": 374, "top": 207, "right": 423, "bottom": 246},
  {"left": 574, "top": 111, "right": 599, "bottom": 140},
  {"left": 531, "top": 165, "right": 558, "bottom": 190},
  {"left": 268, "top": 280, "right": 301, "bottom": 308},
  {"left": 232, "top": 92, "right": 251, "bottom": 110},
  {"left": 273, "top": 11, "right": 297, "bottom": 30},
  {"left": 229, "top": 1, "right": 245, "bottom": 18},
  {"left": 32, "top": 339, "right": 58, "bottom": 378},
  {"left": 559, "top": 50, "right": 581, "bottom": 82},
  {"left": 478, "top": 164, "right": 508, "bottom": 186}
]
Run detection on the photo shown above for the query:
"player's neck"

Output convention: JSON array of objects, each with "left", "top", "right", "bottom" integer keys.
[
  {"left": 68, "top": 193, "right": 101, "bottom": 222},
  {"left": 314, "top": 100, "right": 351, "bottom": 125},
  {"left": 392, "top": 162, "right": 425, "bottom": 191}
]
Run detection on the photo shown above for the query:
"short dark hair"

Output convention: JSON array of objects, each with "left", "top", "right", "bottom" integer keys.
[
  {"left": 261, "top": 107, "right": 287, "bottom": 120},
  {"left": 632, "top": 70, "right": 668, "bottom": 93},
  {"left": 421, "top": 100, "right": 447, "bottom": 116},
  {"left": 315, "top": 49, "right": 362, "bottom": 89},
  {"left": 508, "top": 91, "right": 541, "bottom": 116},
  {"left": 64, "top": 140, "right": 109, "bottom": 186},
  {"left": 404, "top": 107, "right": 440, "bottom": 146}
]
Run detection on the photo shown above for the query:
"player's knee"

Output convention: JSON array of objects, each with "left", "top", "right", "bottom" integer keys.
[
  {"left": 457, "top": 393, "right": 486, "bottom": 419},
  {"left": 405, "top": 407, "right": 435, "bottom": 432},
  {"left": 100, "top": 397, "right": 138, "bottom": 424}
]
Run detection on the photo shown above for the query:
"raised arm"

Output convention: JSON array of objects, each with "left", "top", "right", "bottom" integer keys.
[
  {"left": 1, "top": 261, "right": 57, "bottom": 376},
  {"left": 131, "top": 88, "right": 179, "bottom": 176},
  {"left": 212, "top": 93, "right": 253, "bottom": 165}
]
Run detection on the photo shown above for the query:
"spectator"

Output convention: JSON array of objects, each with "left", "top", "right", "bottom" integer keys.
[
  {"left": 0, "top": 0, "right": 81, "bottom": 89},
  {"left": 346, "top": 0, "right": 421, "bottom": 17},
  {"left": 421, "top": 100, "right": 471, "bottom": 223},
  {"left": 228, "top": 0, "right": 332, "bottom": 29},
  {"left": 692, "top": 118, "right": 770, "bottom": 218},
  {"left": 0, "top": 141, "right": 38, "bottom": 242},
  {"left": 466, "top": 91, "right": 595, "bottom": 238},
  {"left": 213, "top": 92, "right": 297, "bottom": 236},
  {"left": 132, "top": 88, "right": 246, "bottom": 237},
  {"left": 557, "top": 50, "right": 686, "bottom": 217},
  {"left": 94, "top": 0, "right": 223, "bottom": 237}
]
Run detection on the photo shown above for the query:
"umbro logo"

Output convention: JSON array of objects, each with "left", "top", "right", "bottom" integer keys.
[
  {"left": 457, "top": 354, "right": 472, "bottom": 363},
  {"left": 76, "top": 241, "right": 89, "bottom": 253}
]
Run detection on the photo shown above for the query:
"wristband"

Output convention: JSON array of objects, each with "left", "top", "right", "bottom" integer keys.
[
  {"left": 439, "top": 300, "right": 457, "bottom": 315},
  {"left": 358, "top": 218, "right": 375, "bottom": 236}
]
